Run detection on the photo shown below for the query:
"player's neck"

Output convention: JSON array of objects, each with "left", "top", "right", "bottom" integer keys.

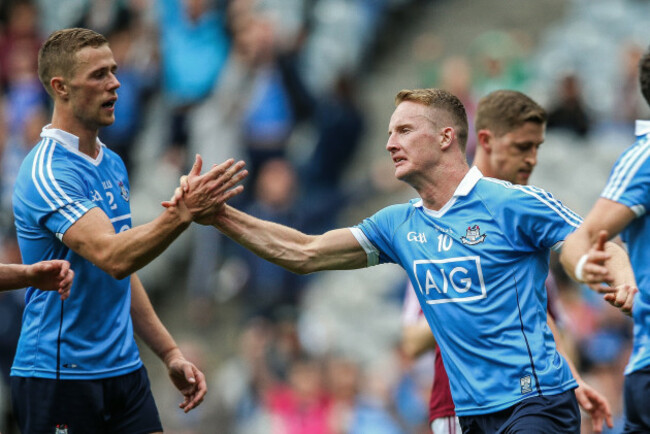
[
  {"left": 417, "top": 163, "right": 470, "bottom": 211},
  {"left": 50, "top": 110, "right": 100, "bottom": 158},
  {"left": 472, "top": 152, "right": 492, "bottom": 178}
]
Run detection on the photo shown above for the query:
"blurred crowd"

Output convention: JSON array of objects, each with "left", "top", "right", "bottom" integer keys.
[{"left": 0, "top": 0, "right": 648, "bottom": 433}]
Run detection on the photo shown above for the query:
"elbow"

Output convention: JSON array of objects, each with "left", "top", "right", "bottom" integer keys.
[
  {"left": 291, "top": 263, "right": 315, "bottom": 275},
  {"left": 105, "top": 263, "right": 132, "bottom": 280},
  {"left": 95, "top": 252, "right": 133, "bottom": 280},
  {"left": 109, "top": 267, "right": 132, "bottom": 281}
]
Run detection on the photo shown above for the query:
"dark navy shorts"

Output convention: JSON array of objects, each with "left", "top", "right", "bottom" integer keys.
[
  {"left": 458, "top": 389, "right": 580, "bottom": 434},
  {"left": 623, "top": 364, "right": 650, "bottom": 433},
  {"left": 11, "top": 366, "right": 163, "bottom": 434}
]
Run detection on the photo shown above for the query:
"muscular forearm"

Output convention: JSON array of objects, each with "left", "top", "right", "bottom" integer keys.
[
  {"left": 66, "top": 206, "right": 191, "bottom": 280},
  {"left": 0, "top": 264, "right": 32, "bottom": 291},
  {"left": 213, "top": 205, "right": 367, "bottom": 274},
  {"left": 106, "top": 208, "right": 190, "bottom": 279}
]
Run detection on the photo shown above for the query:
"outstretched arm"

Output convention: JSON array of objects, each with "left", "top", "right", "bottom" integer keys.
[
  {"left": 130, "top": 274, "right": 207, "bottom": 412},
  {"left": 0, "top": 260, "right": 74, "bottom": 299},
  {"left": 212, "top": 204, "right": 368, "bottom": 274},
  {"left": 560, "top": 199, "right": 637, "bottom": 313},
  {"left": 63, "top": 157, "right": 245, "bottom": 280},
  {"left": 165, "top": 155, "right": 367, "bottom": 273}
]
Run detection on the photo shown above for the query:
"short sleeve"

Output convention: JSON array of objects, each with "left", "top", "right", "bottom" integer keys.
[
  {"left": 16, "top": 150, "right": 96, "bottom": 240},
  {"left": 490, "top": 184, "right": 582, "bottom": 252},
  {"left": 601, "top": 141, "right": 650, "bottom": 217},
  {"left": 353, "top": 204, "right": 412, "bottom": 265}
]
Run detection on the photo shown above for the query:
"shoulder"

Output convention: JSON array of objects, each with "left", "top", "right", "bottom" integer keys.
[{"left": 371, "top": 200, "right": 419, "bottom": 221}]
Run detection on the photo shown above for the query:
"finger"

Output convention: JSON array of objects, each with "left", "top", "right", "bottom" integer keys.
[
  {"left": 184, "top": 369, "right": 207, "bottom": 412},
  {"left": 591, "top": 414, "right": 603, "bottom": 434},
  {"left": 595, "top": 230, "right": 608, "bottom": 252},
  {"left": 161, "top": 187, "right": 182, "bottom": 208},
  {"left": 59, "top": 260, "right": 70, "bottom": 277},
  {"left": 621, "top": 287, "right": 636, "bottom": 314},
  {"left": 180, "top": 175, "right": 189, "bottom": 192},
  {"left": 586, "top": 250, "right": 611, "bottom": 264},
  {"left": 207, "top": 169, "right": 249, "bottom": 196},
  {"left": 202, "top": 159, "right": 238, "bottom": 183},
  {"left": 219, "top": 185, "right": 245, "bottom": 203},
  {"left": 189, "top": 154, "right": 203, "bottom": 177}
]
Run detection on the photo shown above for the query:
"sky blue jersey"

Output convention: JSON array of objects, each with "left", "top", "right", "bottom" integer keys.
[
  {"left": 601, "top": 120, "right": 650, "bottom": 376},
  {"left": 11, "top": 126, "right": 142, "bottom": 380},
  {"left": 351, "top": 167, "right": 581, "bottom": 416}
]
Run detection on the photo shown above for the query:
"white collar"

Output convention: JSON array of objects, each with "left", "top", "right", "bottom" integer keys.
[
  {"left": 41, "top": 125, "right": 105, "bottom": 166},
  {"left": 413, "top": 166, "right": 482, "bottom": 209},
  {"left": 635, "top": 120, "right": 650, "bottom": 137}
]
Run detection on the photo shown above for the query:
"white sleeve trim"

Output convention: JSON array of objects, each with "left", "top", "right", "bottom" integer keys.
[
  {"left": 631, "top": 204, "right": 646, "bottom": 217},
  {"left": 551, "top": 240, "right": 564, "bottom": 253},
  {"left": 349, "top": 227, "right": 380, "bottom": 267}
]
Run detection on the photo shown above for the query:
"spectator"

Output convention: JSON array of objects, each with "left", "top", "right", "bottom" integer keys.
[{"left": 546, "top": 73, "right": 591, "bottom": 138}]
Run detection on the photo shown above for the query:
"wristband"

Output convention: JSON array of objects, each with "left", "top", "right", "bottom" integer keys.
[{"left": 574, "top": 253, "right": 589, "bottom": 282}]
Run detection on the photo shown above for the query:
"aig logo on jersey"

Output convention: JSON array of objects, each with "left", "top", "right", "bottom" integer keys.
[{"left": 412, "top": 256, "right": 487, "bottom": 304}]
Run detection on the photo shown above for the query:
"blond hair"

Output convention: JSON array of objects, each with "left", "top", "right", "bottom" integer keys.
[{"left": 395, "top": 88, "right": 469, "bottom": 152}]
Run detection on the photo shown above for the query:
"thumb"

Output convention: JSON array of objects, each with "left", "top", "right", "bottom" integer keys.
[
  {"left": 183, "top": 364, "right": 196, "bottom": 384},
  {"left": 189, "top": 154, "right": 203, "bottom": 177}
]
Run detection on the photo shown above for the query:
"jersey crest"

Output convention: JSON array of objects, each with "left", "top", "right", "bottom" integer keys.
[
  {"left": 460, "top": 225, "right": 487, "bottom": 245},
  {"left": 118, "top": 181, "right": 129, "bottom": 202}
]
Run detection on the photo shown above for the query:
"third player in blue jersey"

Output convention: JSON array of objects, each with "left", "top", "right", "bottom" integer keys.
[{"left": 562, "top": 45, "right": 650, "bottom": 433}]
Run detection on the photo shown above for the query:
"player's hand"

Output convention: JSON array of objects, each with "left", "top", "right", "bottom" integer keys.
[
  {"left": 602, "top": 283, "right": 637, "bottom": 316},
  {"left": 574, "top": 380, "right": 613, "bottom": 433},
  {"left": 579, "top": 231, "right": 613, "bottom": 284},
  {"left": 166, "top": 355, "right": 207, "bottom": 413},
  {"left": 27, "top": 260, "right": 74, "bottom": 300},
  {"left": 162, "top": 155, "right": 248, "bottom": 225}
]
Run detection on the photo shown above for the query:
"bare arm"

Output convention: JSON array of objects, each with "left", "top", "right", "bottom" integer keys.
[
  {"left": 561, "top": 198, "right": 635, "bottom": 283},
  {"left": 212, "top": 204, "right": 368, "bottom": 274},
  {"left": 63, "top": 205, "right": 190, "bottom": 280},
  {"left": 130, "top": 274, "right": 207, "bottom": 412},
  {"left": 63, "top": 157, "right": 245, "bottom": 280},
  {"left": 0, "top": 260, "right": 74, "bottom": 299},
  {"left": 401, "top": 316, "right": 436, "bottom": 359}
]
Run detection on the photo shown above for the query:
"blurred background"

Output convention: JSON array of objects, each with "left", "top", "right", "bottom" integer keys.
[{"left": 0, "top": 0, "right": 649, "bottom": 433}]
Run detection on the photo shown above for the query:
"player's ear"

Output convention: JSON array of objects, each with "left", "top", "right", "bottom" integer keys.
[
  {"left": 477, "top": 129, "right": 492, "bottom": 152},
  {"left": 50, "top": 76, "right": 69, "bottom": 99},
  {"left": 439, "top": 126, "right": 455, "bottom": 150}
]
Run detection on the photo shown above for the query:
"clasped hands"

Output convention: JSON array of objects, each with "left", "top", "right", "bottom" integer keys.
[
  {"left": 162, "top": 155, "right": 248, "bottom": 225},
  {"left": 577, "top": 230, "right": 637, "bottom": 315}
]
